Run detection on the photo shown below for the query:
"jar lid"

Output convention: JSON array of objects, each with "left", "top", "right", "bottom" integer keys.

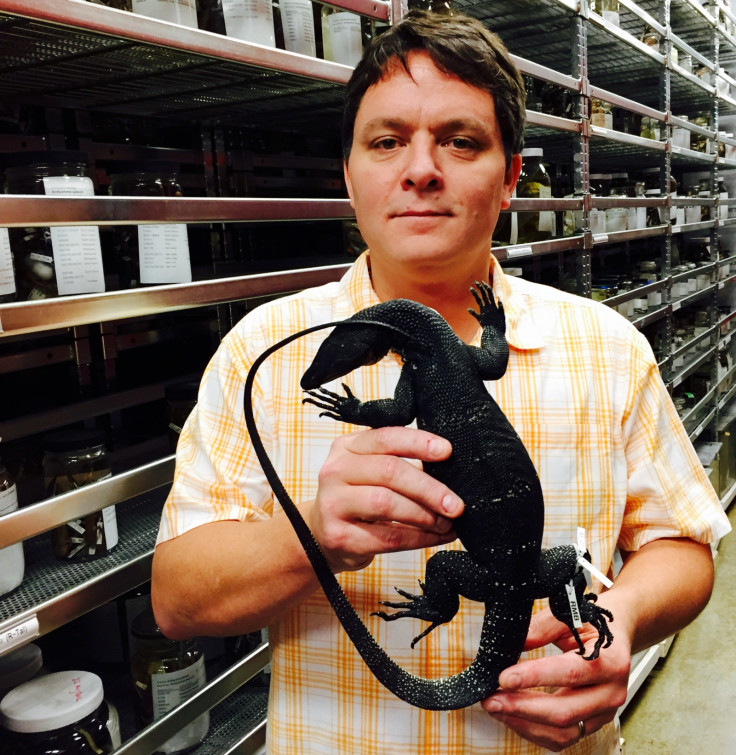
[
  {"left": 0, "top": 670, "right": 103, "bottom": 733},
  {"left": 521, "top": 148, "right": 543, "bottom": 157},
  {"left": 165, "top": 380, "right": 200, "bottom": 403},
  {"left": 43, "top": 429, "right": 106, "bottom": 454},
  {"left": 131, "top": 606, "right": 166, "bottom": 640},
  {"left": 0, "top": 644, "right": 43, "bottom": 697},
  {"left": 2, "top": 150, "right": 90, "bottom": 170}
]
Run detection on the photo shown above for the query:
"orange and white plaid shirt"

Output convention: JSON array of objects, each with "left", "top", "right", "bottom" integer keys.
[{"left": 158, "top": 251, "right": 730, "bottom": 754}]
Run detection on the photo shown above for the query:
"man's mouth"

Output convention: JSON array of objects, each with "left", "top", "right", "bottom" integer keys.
[{"left": 395, "top": 210, "right": 451, "bottom": 217}]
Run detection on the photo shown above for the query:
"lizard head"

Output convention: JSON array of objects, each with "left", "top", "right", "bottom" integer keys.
[{"left": 300, "top": 320, "right": 415, "bottom": 390}]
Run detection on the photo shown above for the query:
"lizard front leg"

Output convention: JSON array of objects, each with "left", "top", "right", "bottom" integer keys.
[
  {"left": 467, "top": 281, "right": 509, "bottom": 381},
  {"left": 302, "top": 366, "right": 416, "bottom": 428}
]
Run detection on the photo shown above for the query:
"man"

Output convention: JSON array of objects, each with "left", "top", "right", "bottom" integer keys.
[{"left": 152, "top": 11, "right": 730, "bottom": 753}]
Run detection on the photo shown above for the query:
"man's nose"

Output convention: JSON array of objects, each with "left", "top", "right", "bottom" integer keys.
[{"left": 400, "top": 140, "right": 443, "bottom": 191}]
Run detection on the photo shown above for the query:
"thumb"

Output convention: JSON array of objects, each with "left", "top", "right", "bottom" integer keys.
[{"left": 522, "top": 607, "right": 570, "bottom": 651}]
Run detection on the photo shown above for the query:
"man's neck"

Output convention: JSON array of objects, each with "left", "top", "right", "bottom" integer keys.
[{"left": 368, "top": 261, "right": 491, "bottom": 343}]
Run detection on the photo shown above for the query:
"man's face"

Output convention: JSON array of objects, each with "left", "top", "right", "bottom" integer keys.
[{"left": 344, "top": 51, "right": 521, "bottom": 283}]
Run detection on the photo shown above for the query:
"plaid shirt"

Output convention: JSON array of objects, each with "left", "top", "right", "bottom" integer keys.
[{"left": 158, "top": 252, "right": 730, "bottom": 754}]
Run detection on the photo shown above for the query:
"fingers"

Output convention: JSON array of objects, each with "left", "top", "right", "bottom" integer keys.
[
  {"left": 309, "top": 427, "right": 465, "bottom": 572},
  {"left": 482, "top": 634, "right": 630, "bottom": 751}
]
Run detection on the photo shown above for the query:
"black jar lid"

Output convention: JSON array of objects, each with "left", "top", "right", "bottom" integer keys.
[
  {"left": 164, "top": 380, "right": 200, "bottom": 403},
  {"left": 43, "top": 428, "right": 107, "bottom": 454},
  {"left": 131, "top": 607, "right": 166, "bottom": 640},
  {"left": 2, "top": 150, "right": 90, "bottom": 170}
]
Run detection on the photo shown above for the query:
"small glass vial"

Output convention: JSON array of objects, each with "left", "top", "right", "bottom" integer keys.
[
  {"left": 640, "top": 116, "right": 661, "bottom": 140},
  {"left": 590, "top": 98, "right": 613, "bottom": 130},
  {"left": 42, "top": 429, "right": 117, "bottom": 561},
  {"left": 278, "top": 0, "right": 316, "bottom": 56},
  {"left": 109, "top": 167, "right": 192, "bottom": 288},
  {"left": 219, "top": 0, "right": 275, "bottom": 46},
  {"left": 321, "top": 6, "right": 362, "bottom": 66},
  {"left": 4, "top": 151, "right": 104, "bottom": 300},
  {"left": 0, "top": 456, "right": 24, "bottom": 596},
  {"left": 131, "top": 608, "right": 209, "bottom": 753},
  {"left": 515, "top": 147, "right": 555, "bottom": 243},
  {"left": 131, "top": 0, "right": 198, "bottom": 27},
  {"left": 641, "top": 25, "right": 661, "bottom": 52},
  {"left": 595, "top": 0, "right": 620, "bottom": 26},
  {"left": 0, "top": 670, "right": 120, "bottom": 754}
]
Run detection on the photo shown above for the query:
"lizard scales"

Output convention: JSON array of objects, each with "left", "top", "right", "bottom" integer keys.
[{"left": 244, "top": 282, "right": 613, "bottom": 711}]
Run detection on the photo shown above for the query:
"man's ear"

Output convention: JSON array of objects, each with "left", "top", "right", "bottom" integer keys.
[
  {"left": 501, "top": 153, "right": 523, "bottom": 209},
  {"left": 344, "top": 160, "right": 355, "bottom": 208}
]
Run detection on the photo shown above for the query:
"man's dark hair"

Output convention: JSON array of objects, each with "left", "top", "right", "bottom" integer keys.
[{"left": 341, "top": 10, "right": 526, "bottom": 168}]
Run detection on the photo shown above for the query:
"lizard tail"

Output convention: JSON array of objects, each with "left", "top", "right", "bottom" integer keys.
[{"left": 243, "top": 324, "right": 519, "bottom": 710}]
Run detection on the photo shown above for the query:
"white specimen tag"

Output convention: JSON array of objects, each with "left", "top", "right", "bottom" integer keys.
[
  {"left": 565, "top": 581, "right": 583, "bottom": 629},
  {"left": 577, "top": 553, "right": 614, "bottom": 589},
  {"left": 0, "top": 229, "right": 15, "bottom": 298},
  {"left": 577, "top": 527, "right": 592, "bottom": 589},
  {"left": 576, "top": 526, "right": 587, "bottom": 553},
  {"left": 42, "top": 176, "right": 105, "bottom": 296}
]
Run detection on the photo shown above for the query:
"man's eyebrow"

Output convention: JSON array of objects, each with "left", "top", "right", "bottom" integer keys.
[
  {"left": 358, "top": 117, "right": 412, "bottom": 133},
  {"left": 358, "top": 117, "right": 494, "bottom": 135}
]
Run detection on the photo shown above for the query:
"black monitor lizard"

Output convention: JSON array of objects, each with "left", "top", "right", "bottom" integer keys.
[{"left": 243, "top": 281, "right": 613, "bottom": 711}]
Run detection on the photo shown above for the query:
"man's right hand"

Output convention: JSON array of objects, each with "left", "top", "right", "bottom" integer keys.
[{"left": 303, "top": 426, "right": 465, "bottom": 573}]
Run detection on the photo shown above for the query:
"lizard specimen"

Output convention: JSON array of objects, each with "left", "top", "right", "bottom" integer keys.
[{"left": 243, "top": 281, "right": 613, "bottom": 711}]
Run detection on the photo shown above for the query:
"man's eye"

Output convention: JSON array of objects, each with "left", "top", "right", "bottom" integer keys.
[
  {"left": 373, "top": 137, "right": 400, "bottom": 150},
  {"left": 445, "top": 137, "right": 476, "bottom": 149}
]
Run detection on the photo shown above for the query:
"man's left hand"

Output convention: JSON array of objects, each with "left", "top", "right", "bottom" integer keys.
[{"left": 481, "top": 606, "right": 630, "bottom": 752}]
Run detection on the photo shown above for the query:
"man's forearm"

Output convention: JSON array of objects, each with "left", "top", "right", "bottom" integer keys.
[
  {"left": 151, "top": 511, "right": 321, "bottom": 640},
  {"left": 598, "top": 537, "right": 714, "bottom": 655}
]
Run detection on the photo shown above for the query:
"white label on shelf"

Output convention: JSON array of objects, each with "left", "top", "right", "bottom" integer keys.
[
  {"left": 506, "top": 245, "right": 533, "bottom": 259},
  {"left": 221, "top": 0, "right": 275, "bottom": 47},
  {"left": 138, "top": 225, "right": 192, "bottom": 285},
  {"left": 673, "top": 375, "right": 682, "bottom": 388},
  {"left": 42, "top": 176, "right": 105, "bottom": 296},
  {"left": 151, "top": 655, "right": 209, "bottom": 752},
  {"left": 593, "top": 233, "right": 609, "bottom": 245},
  {"left": 0, "top": 228, "right": 15, "bottom": 297},
  {"left": 280, "top": 0, "right": 316, "bottom": 56},
  {"left": 672, "top": 300, "right": 681, "bottom": 311},
  {"left": 102, "top": 505, "right": 119, "bottom": 551},
  {"left": 131, "top": 0, "right": 198, "bottom": 28},
  {"left": 0, "top": 616, "right": 39, "bottom": 654}
]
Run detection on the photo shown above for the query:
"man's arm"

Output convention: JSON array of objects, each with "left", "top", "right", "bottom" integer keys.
[
  {"left": 152, "top": 426, "right": 464, "bottom": 639},
  {"left": 482, "top": 536, "right": 714, "bottom": 752}
]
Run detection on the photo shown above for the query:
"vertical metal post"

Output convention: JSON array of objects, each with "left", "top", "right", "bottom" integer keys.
[{"left": 573, "top": 10, "right": 591, "bottom": 297}]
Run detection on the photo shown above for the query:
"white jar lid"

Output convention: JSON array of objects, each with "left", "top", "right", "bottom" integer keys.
[
  {"left": 521, "top": 147, "right": 543, "bottom": 157},
  {"left": 0, "top": 644, "right": 42, "bottom": 697},
  {"left": 0, "top": 670, "right": 103, "bottom": 733}
]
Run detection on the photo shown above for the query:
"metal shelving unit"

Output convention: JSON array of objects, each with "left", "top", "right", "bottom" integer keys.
[{"left": 2, "top": 0, "right": 736, "bottom": 750}]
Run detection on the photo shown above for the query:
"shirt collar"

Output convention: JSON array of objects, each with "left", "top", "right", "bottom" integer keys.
[
  {"left": 343, "top": 251, "right": 545, "bottom": 351},
  {"left": 489, "top": 254, "right": 546, "bottom": 351}
]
